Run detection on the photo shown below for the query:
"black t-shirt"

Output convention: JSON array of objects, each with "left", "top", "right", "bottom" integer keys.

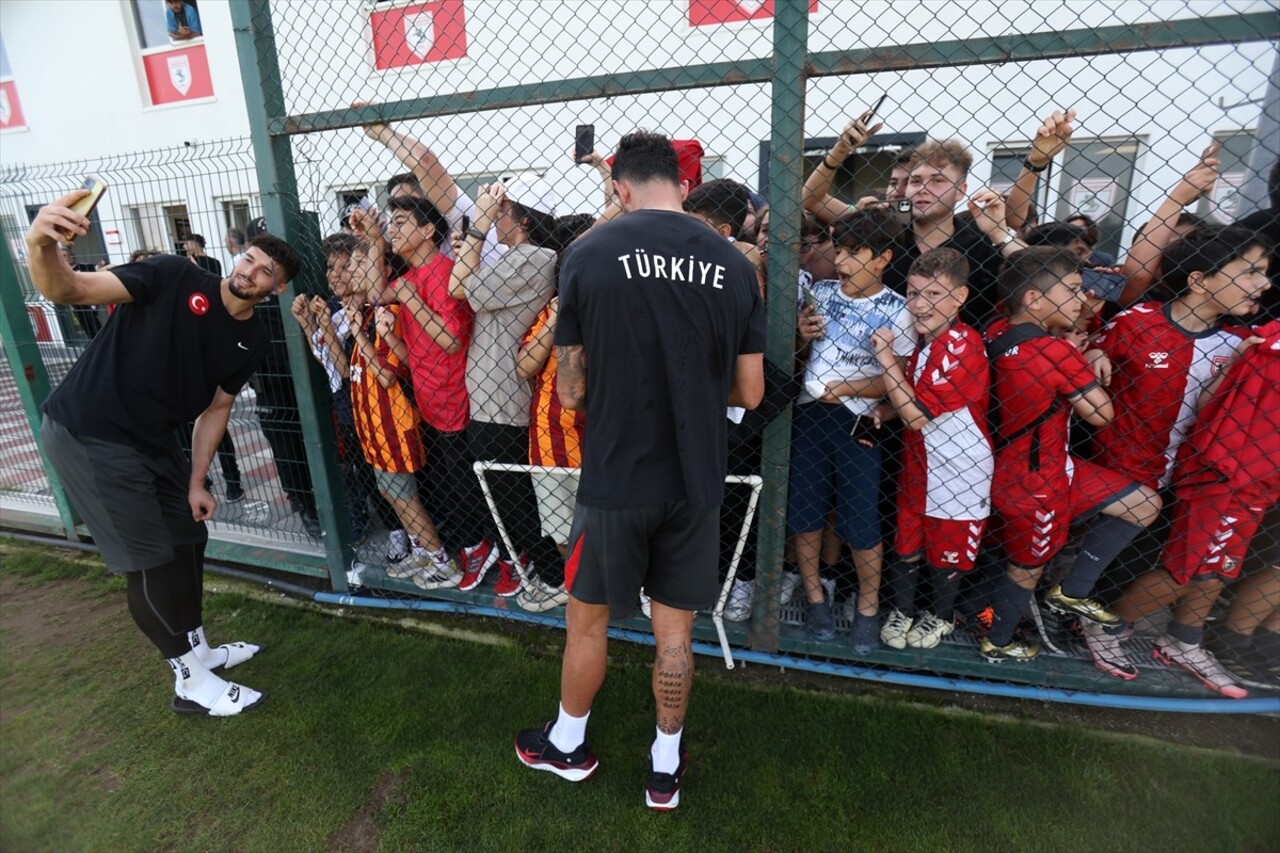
[
  {"left": 192, "top": 255, "right": 223, "bottom": 277},
  {"left": 43, "top": 255, "right": 268, "bottom": 451},
  {"left": 886, "top": 216, "right": 1004, "bottom": 327},
  {"left": 555, "top": 210, "right": 766, "bottom": 511},
  {"left": 1235, "top": 207, "right": 1279, "bottom": 322}
]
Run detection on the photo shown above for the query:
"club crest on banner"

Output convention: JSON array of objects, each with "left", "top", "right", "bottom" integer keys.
[
  {"left": 404, "top": 11, "right": 435, "bottom": 58},
  {"left": 168, "top": 55, "right": 193, "bottom": 96}
]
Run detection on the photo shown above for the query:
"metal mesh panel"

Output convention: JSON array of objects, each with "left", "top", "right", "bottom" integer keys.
[
  {"left": 0, "top": 139, "right": 324, "bottom": 547},
  {"left": 0, "top": 351, "right": 49, "bottom": 505}
]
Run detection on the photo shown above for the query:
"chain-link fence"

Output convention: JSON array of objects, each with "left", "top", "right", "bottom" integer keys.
[
  {"left": 0, "top": 138, "right": 330, "bottom": 572},
  {"left": 2, "top": 0, "right": 1278, "bottom": 705}
]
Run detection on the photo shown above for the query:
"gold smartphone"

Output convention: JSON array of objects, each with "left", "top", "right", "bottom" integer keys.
[{"left": 69, "top": 176, "right": 107, "bottom": 220}]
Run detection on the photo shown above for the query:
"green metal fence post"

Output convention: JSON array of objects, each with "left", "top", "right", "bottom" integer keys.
[
  {"left": 749, "top": 0, "right": 809, "bottom": 653},
  {"left": 0, "top": 235, "right": 80, "bottom": 537},
  {"left": 231, "top": 0, "right": 353, "bottom": 589}
]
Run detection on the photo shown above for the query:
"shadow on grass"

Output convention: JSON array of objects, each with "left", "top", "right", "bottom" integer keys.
[{"left": 2, "top": 538, "right": 1278, "bottom": 852}]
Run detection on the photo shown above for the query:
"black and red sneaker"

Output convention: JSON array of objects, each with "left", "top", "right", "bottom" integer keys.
[
  {"left": 514, "top": 722, "right": 599, "bottom": 782},
  {"left": 645, "top": 748, "right": 688, "bottom": 811}
]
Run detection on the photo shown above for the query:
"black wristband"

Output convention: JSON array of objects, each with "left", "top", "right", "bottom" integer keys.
[
  {"left": 465, "top": 227, "right": 487, "bottom": 241},
  {"left": 824, "top": 157, "right": 842, "bottom": 171},
  {"left": 1022, "top": 158, "right": 1049, "bottom": 174}
]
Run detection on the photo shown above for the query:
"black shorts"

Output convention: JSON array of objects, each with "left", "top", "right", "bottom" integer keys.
[
  {"left": 566, "top": 499, "right": 719, "bottom": 620},
  {"left": 41, "top": 415, "right": 206, "bottom": 573}
]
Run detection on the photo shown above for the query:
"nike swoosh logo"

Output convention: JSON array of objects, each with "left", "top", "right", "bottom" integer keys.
[{"left": 237, "top": 342, "right": 249, "bottom": 351}]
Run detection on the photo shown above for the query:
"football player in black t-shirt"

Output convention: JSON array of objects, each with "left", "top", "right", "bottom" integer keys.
[
  {"left": 514, "top": 132, "right": 766, "bottom": 810},
  {"left": 27, "top": 188, "right": 301, "bottom": 718}
]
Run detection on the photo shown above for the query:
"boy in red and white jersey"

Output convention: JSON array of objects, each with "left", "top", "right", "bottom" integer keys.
[
  {"left": 871, "top": 248, "right": 993, "bottom": 650},
  {"left": 1086, "top": 226, "right": 1267, "bottom": 492},
  {"left": 1100, "top": 234, "right": 1273, "bottom": 696},
  {"left": 981, "top": 249, "right": 1162, "bottom": 663}
]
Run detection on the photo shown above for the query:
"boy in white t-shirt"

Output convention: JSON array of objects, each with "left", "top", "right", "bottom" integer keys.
[{"left": 791, "top": 207, "right": 914, "bottom": 649}]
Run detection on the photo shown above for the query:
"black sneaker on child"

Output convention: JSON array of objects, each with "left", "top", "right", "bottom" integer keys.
[
  {"left": 514, "top": 722, "right": 599, "bottom": 782},
  {"left": 645, "top": 748, "right": 688, "bottom": 811}
]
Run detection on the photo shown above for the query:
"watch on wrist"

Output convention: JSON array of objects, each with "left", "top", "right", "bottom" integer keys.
[
  {"left": 996, "top": 227, "right": 1018, "bottom": 247},
  {"left": 465, "top": 227, "right": 487, "bottom": 241},
  {"left": 1022, "top": 157, "right": 1049, "bottom": 174}
]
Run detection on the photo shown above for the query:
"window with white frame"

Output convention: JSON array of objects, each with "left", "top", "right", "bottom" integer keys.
[
  {"left": 1198, "top": 129, "right": 1256, "bottom": 224},
  {"left": 131, "top": 0, "right": 204, "bottom": 49},
  {"left": 1055, "top": 136, "right": 1142, "bottom": 260}
]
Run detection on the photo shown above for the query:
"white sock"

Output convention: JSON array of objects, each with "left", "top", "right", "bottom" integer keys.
[
  {"left": 167, "top": 651, "right": 227, "bottom": 707},
  {"left": 651, "top": 726, "right": 683, "bottom": 774},
  {"left": 549, "top": 703, "right": 589, "bottom": 753},
  {"left": 188, "top": 626, "right": 229, "bottom": 669}
]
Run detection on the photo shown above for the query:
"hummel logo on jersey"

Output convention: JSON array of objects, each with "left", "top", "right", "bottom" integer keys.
[
  {"left": 941, "top": 550, "right": 960, "bottom": 564},
  {"left": 1145, "top": 351, "right": 1170, "bottom": 369},
  {"left": 237, "top": 342, "right": 249, "bottom": 351}
]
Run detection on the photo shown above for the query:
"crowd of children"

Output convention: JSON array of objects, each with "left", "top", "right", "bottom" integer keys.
[{"left": 268, "top": 105, "right": 1277, "bottom": 700}]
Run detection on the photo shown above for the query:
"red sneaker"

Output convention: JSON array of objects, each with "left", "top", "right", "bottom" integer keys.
[
  {"left": 457, "top": 539, "right": 499, "bottom": 591},
  {"left": 494, "top": 553, "right": 526, "bottom": 597}
]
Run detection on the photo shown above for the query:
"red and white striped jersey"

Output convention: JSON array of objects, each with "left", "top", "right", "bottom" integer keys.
[
  {"left": 900, "top": 323, "right": 993, "bottom": 520},
  {"left": 1092, "top": 302, "right": 1246, "bottom": 489}
]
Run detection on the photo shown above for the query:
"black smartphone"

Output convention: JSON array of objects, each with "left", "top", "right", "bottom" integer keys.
[
  {"left": 1081, "top": 267, "right": 1126, "bottom": 303},
  {"left": 574, "top": 123, "right": 595, "bottom": 164},
  {"left": 459, "top": 214, "right": 471, "bottom": 234},
  {"left": 893, "top": 197, "right": 913, "bottom": 225},
  {"left": 866, "top": 93, "right": 887, "bottom": 120},
  {"left": 801, "top": 283, "right": 820, "bottom": 313},
  {"left": 850, "top": 414, "right": 881, "bottom": 448}
]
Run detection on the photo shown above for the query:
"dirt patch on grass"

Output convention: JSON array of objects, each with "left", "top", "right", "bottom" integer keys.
[
  {"left": 326, "top": 768, "right": 410, "bottom": 853},
  {"left": 0, "top": 571, "right": 128, "bottom": 811},
  {"left": 0, "top": 573, "right": 117, "bottom": 657}
]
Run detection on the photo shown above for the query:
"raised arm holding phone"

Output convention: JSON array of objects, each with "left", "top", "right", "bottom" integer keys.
[{"left": 803, "top": 99, "right": 887, "bottom": 224}]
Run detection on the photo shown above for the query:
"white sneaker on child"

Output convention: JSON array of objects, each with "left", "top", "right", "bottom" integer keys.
[{"left": 724, "top": 579, "right": 754, "bottom": 622}]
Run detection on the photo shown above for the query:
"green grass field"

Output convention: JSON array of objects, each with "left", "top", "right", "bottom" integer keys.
[{"left": 2, "top": 538, "right": 1278, "bottom": 852}]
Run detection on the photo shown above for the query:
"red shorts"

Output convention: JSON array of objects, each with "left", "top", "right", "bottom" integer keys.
[
  {"left": 995, "top": 457, "right": 1138, "bottom": 568},
  {"left": 1161, "top": 490, "right": 1267, "bottom": 584},
  {"left": 895, "top": 506, "right": 986, "bottom": 572}
]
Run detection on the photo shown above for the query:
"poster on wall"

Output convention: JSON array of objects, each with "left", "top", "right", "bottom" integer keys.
[
  {"left": 142, "top": 44, "right": 214, "bottom": 105},
  {"left": 370, "top": 0, "right": 468, "bottom": 70},
  {"left": 1207, "top": 172, "right": 1244, "bottom": 224},
  {"left": 689, "top": 0, "right": 819, "bottom": 26},
  {"left": 1068, "top": 177, "right": 1120, "bottom": 220},
  {"left": 0, "top": 79, "right": 27, "bottom": 131}
]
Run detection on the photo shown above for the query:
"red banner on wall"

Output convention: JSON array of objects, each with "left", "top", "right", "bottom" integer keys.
[
  {"left": 371, "top": 0, "right": 468, "bottom": 70},
  {"left": 0, "top": 79, "right": 27, "bottom": 130},
  {"left": 142, "top": 44, "right": 214, "bottom": 106},
  {"left": 689, "top": 0, "right": 818, "bottom": 26}
]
